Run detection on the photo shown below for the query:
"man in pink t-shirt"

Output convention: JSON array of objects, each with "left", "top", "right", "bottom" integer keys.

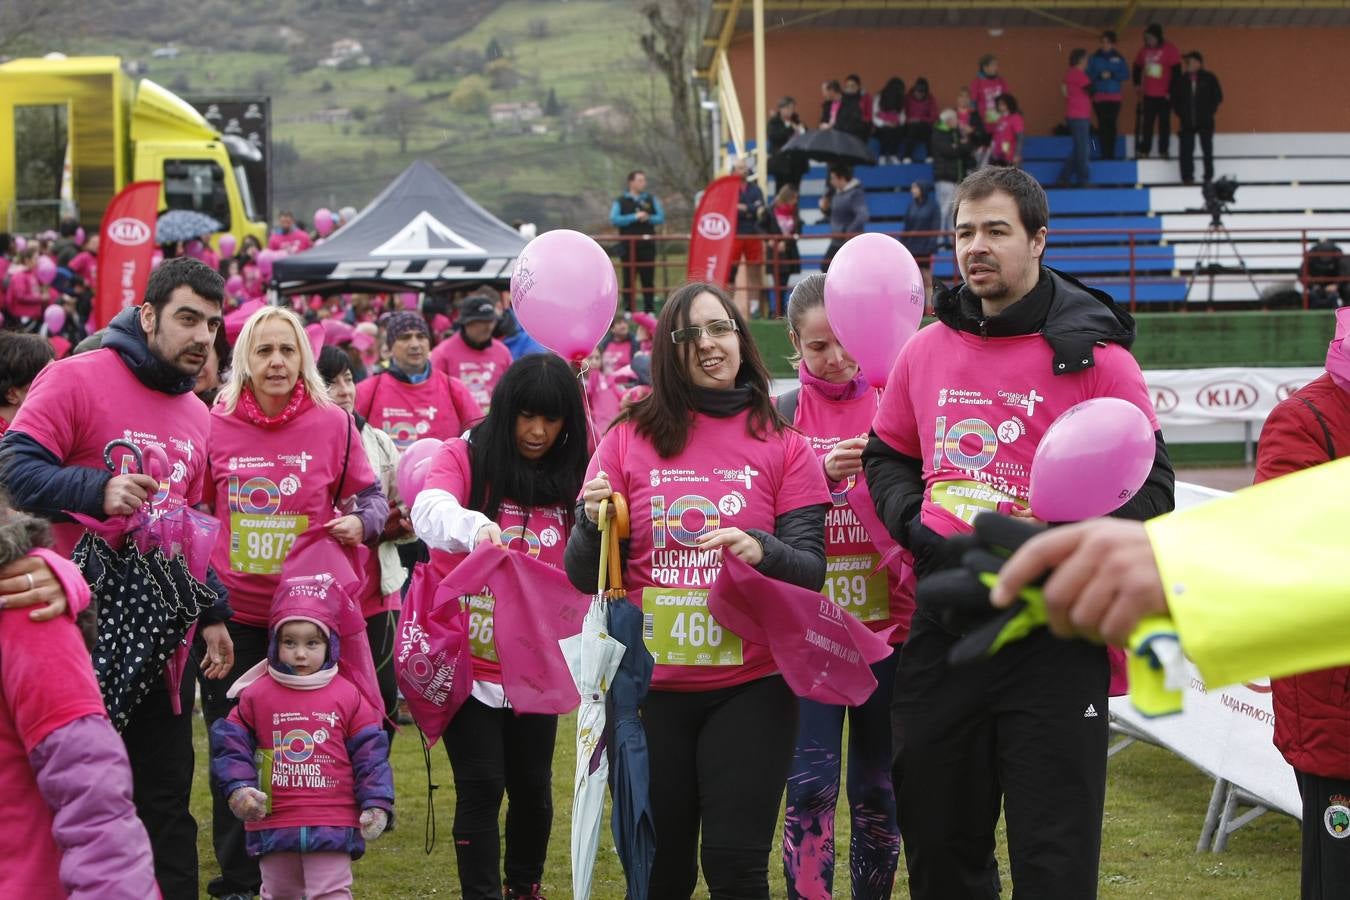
[
  {"left": 862, "top": 167, "right": 1174, "bottom": 900},
  {"left": 1133, "top": 23, "right": 1182, "bottom": 158},
  {"left": 429, "top": 295, "right": 515, "bottom": 414},
  {"left": 267, "top": 210, "right": 313, "bottom": 255},
  {"left": 0, "top": 257, "right": 236, "bottom": 900}
]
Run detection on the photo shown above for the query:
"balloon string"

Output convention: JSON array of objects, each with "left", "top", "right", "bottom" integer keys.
[{"left": 576, "top": 363, "right": 600, "bottom": 451}]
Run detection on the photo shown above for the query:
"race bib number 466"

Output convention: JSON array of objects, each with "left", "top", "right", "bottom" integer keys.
[{"left": 642, "top": 587, "right": 743, "bottom": 667}]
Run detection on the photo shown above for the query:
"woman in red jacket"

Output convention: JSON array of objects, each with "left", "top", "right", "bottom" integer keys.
[{"left": 1255, "top": 306, "right": 1350, "bottom": 899}]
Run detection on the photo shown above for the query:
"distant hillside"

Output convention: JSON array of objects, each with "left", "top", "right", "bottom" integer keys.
[{"left": 41, "top": 0, "right": 666, "bottom": 231}]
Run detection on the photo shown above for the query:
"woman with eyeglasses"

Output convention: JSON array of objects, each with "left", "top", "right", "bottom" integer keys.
[
  {"left": 565, "top": 282, "right": 830, "bottom": 900},
  {"left": 776, "top": 274, "right": 910, "bottom": 899}
]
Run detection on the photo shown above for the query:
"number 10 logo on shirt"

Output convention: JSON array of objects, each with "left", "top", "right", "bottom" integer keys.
[
  {"left": 933, "top": 416, "right": 999, "bottom": 471},
  {"left": 650, "top": 495, "right": 721, "bottom": 548},
  {"left": 228, "top": 475, "right": 283, "bottom": 515}
]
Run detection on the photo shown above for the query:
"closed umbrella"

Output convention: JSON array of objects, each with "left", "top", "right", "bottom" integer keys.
[
  {"left": 564, "top": 495, "right": 631, "bottom": 899},
  {"left": 607, "top": 591, "right": 655, "bottom": 900},
  {"left": 780, "top": 128, "right": 877, "bottom": 166},
  {"left": 156, "top": 209, "right": 223, "bottom": 244}
]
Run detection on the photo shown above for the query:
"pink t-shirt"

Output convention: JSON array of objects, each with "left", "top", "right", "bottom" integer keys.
[
  {"left": 229, "top": 673, "right": 382, "bottom": 831},
  {"left": 991, "top": 112, "right": 1025, "bottom": 162},
  {"left": 429, "top": 333, "right": 514, "bottom": 413},
  {"left": 424, "top": 439, "right": 572, "bottom": 684},
  {"left": 9, "top": 347, "right": 210, "bottom": 555},
  {"left": 601, "top": 338, "right": 634, "bottom": 374},
  {"left": 1135, "top": 43, "right": 1181, "bottom": 98},
  {"left": 268, "top": 229, "right": 312, "bottom": 255},
  {"left": 584, "top": 370, "right": 624, "bottom": 437},
  {"left": 0, "top": 613, "right": 110, "bottom": 899},
  {"left": 207, "top": 402, "right": 377, "bottom": 627},
  {"left": 586, "top": 413, "right": 831, "bottom": 692},
  {"left": 1065, "top": 67, "right": 1093, "bottom": 119},
  {"left": 4, "top": 268, "right": 45, "bottom": 320},
  {"left": 355, "top": 369, "right": 482, "bottom": 450},
  {"left": 970, "top": 75, "right": 1009, "bottom": 125},
  {"left": 790, "top": 384, "right": 914, "bottom": 642},
  {"left": 872, "top": 321, "right": 1157, "bottom": 538}
]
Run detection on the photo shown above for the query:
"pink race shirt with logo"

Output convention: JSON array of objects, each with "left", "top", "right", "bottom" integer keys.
[
  {"left": 970, "top": 75, "right": 1009, "bottom": 125},
  {"left": 355, "top": 369, "right": 481, "bottom": 450},
  {"left": 872, "top": 326, "right": 1157, "bottom": 538},
  {"left": 791, "top": 386, "right": 915, "bottom": 643},
  {"left": 1136, "top": 43, "right": 1181, "bottom": 98},
  {"left": 587, "top": 413, "right": 830, "bottom": 692},
  {"left": 208, "top": 403, "right": 376, "bottom": 627},
  {"left": 9, "top": 348, "right": 210, "bottom": 555},
  {"left": 601, "top": 340, "right": 634, "bottom": 374},
  {"left": 424, "top": 439, "right": 571, "bottom": 684},
  {"left": 229, "top": 674, "right": 381, "bottom": 831},
  {"left": 430, "top": 333, "right": 515, "bottom": 413}
]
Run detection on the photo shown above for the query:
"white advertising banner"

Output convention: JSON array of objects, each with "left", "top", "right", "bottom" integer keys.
[
  {"left": 1109, "top": 481, "right": 1301, "bottom": 820},
  {"left": 1144, "top": 367, "right": 1323, "bottom": 428}
]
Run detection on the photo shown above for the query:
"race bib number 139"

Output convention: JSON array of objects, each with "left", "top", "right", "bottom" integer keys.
[{"left": 641, "top": 587, "right": 743, "bottom": 667}]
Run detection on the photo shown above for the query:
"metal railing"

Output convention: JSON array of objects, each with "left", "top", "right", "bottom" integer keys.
[{"left": 594, "top": 227, "right": 1347, "bottom": 314}]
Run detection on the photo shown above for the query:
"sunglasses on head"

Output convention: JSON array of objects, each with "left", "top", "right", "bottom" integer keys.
[{"left": 670, "top": 318, "right": 739, "bottom": 344}]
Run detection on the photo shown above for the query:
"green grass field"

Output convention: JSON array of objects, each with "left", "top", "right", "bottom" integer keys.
[{"left": 189, "top": 708, "right": 1301, "bottom": 898}]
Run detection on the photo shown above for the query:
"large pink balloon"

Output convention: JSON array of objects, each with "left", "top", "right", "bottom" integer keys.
[
  {"left": 314, "top": 208, "right": 334, "bottom": 237},
  {"left": 43, "top": 303, "right": 66, "bottom": 333},
  {"left": 218, "top": 233, "right": 237, "bottom": 258},
  {"left": 13, "top": 235, "right": 27, "bottom": 253},
  {"left": 510, "top": 230, "right": 617, "bottom": 361},
  {"left": 35, "top": 255, "right": 57, "bottom": 285},
  {"left": 1029, "top": 397, "right": 1155, "bottom": 522},
  {"left": 75, "top": 226, "right": 86, "bottom": 246},
  {"left": 256, "top": 249, "right": 276, "bottom": 279},
  {"left": 397, "top": 438, "right": 443, "bottom": 508},
  {"left": 823, "top": 233, "right": 925, "bottom": 388},
  {"left": 225, "top": 274, "right": 244, "bottom": 296}
]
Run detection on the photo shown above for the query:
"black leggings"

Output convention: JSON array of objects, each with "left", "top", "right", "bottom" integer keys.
[
  {"left": 646, "top": 675, "right": 798, "bottom": 900},
  {"left": 366, "top": 610, "right": 399, "bottom": 738},
  {"left": 443, "top": 697, "right": 558, "bottom": 899}
]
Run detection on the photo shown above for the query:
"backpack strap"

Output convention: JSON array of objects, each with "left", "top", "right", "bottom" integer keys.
[
  {"left": 774, "top": 387, "right": 801, "bottom": 424},
  {"left": 1295, "top": 396, "right": 1337, "bottom": 460}
]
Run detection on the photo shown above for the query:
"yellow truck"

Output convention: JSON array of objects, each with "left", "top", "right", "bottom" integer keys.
[{"left": 0, "top": 55, "right": 267, "bottom": 247}]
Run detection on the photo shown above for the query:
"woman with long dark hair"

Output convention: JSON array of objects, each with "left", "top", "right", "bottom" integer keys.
[
  {"left": 565, "top": 282, "right": 830, "bottom": 899},
  {"left": 874, "top": 77, "right": 907, "bottom": 164},
  {"left": 410, "top": 352, "right": 590, "bottom": 900}
]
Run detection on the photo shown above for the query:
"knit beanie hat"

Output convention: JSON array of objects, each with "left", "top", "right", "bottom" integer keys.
[{"left": 385, "top": 310, "right": 430, "bottom": 348}]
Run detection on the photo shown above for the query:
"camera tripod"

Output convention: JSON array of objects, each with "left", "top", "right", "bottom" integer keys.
[{"left": 1183, "top": 208, "right": 1262, "bottom": 308}]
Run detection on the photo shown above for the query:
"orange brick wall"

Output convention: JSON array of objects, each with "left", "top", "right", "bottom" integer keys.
[{"left": 727, "top": 26, "right": 1350, "bottom": 137}]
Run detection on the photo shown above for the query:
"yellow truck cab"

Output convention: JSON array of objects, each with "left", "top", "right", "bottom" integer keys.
[{"left": 0, "top": 55, "right": 266, "bottom": 249}]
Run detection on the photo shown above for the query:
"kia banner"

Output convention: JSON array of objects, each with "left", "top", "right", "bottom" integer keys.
[
  {"left": 95, "top": 181, "right": 161, "bottom": 327},
  {"left": 1143, "top": 366, "right": 1322, "bottom": 427},
  {"left": 686, "top": 174, "right": 742, "bottom": 285}
]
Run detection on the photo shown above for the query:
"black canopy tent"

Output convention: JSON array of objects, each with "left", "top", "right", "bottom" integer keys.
[{"left": 272, "top": 159, "right": 528, "bottom": 296}]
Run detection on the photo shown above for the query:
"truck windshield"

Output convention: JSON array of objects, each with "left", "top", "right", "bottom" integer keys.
[
  {"left": 162, "top": 159, "right": 231, "bottom": 230},
  {"left": 233, "top": 163, "right": 258, "bottom": 223},
  {"left": 12, "top": 104, "right": 68, "bottom": 233}
]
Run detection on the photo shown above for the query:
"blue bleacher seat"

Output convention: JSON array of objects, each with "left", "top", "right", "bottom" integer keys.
[
  {"left": 867, "top": 193, "right": 911, "bottom": 219},
  {"left": 1023, "top": 160, "right": 1139, "bottom": 185},
  {"left": 932, "top": 244, "right": 1174, "bottom": 279},
  {"left": 1046, "top": 187, "right": 1150, "bottom": 215},
  {"left": 854, "top": 163, "right": 933, "bottom": 189},
  {"left": 1087, "top": 280, "right": 1188, "bottom": 304},
  {"left": 1047, "top": 215, "right": 1160, "bottom": 244},
  {"left": 1023, "top": 135, "right": 1128, "bottom": 160}
]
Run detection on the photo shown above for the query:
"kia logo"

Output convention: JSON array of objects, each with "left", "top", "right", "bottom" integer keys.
[
  {"left": 1275, "top": 381, "right": 1306, "bottom": 401},
  {"left": 107, "top": 218, "right": 152, "bottom": 247},
  {"left": 1196, "top": 380, "right": 1258, "bottom": 411},
  {"left": 1151, "top": 386, "right": 1179, "bottom": 414},
  {"left": 697, "top": 212, "right": 731, "bottom": 241}
]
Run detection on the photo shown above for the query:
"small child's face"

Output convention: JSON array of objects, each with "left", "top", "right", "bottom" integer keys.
[
  {"left": 611, "top": 317, "right": 630, "bottom": 339},
  {"left": 278, "top": 621, "right": 328, "bottom": 676}
]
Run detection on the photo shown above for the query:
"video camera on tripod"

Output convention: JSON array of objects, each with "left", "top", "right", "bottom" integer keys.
[{"left": 1201, "top": 175, "right": 1239, "bottom": 222}]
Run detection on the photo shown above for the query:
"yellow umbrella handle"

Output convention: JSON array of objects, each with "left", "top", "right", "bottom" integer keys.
[
  {"left": 596, "top": 498, "right": 611, "bottom": 597},
  {"left": 607, "top": 494, "right": 629, "bottom": 595}
]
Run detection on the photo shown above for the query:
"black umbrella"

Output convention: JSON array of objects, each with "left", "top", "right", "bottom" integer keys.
[
  {"left": 780, "top": 128, "right": 877, "bottom": 166},
  {"left": 607, "top": 596, "right": 656, "bottom": 900},
  {"left": 73, "top": 533, "right": 216, "bottom": 731}
]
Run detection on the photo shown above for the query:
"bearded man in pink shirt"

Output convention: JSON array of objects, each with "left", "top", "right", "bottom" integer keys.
[{"left": 862, "top": 167, "right": 1175, "bottom": 900}]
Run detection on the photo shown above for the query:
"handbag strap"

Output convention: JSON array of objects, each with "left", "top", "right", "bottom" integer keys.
[
  {"left": 1295, "top": 397, "right": 1338, "bottom": 460},
  {"left": 333, "top": 414, "right": 354, "bottom": 506}
]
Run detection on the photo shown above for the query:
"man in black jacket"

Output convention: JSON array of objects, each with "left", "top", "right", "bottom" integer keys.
[
  {"left": 766, "top": 96, "right": 807, "bottom": 191},
  {"left": 1171, "top": 51, "right": 1224, "bottom": 185},
  {"left": 0, "top": 257, "right": 234, "bottom": 900},
  {"left": 862, "top": 167, "right": 1175, "bottom": 900}
]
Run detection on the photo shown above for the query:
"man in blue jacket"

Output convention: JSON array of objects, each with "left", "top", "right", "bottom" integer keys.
[
  {"left": 1087, "top": 30, "right": 1130, "bottom": 160},
  {"left": 609, "top": 170, "right": 665, "bottom": 313}
]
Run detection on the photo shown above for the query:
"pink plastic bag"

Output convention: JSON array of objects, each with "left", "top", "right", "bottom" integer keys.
[
  {"left": 435, "top": 544, "right": 592, "bottom": 715},
  {"left": 395, "top": 563, "right": 473, "bottom": 745},
  {"left": 277, "top": 530, "right": 386, "bottom": 719},
  {"left": 708, "top": 553, "right": 896, "bottom": 707}
]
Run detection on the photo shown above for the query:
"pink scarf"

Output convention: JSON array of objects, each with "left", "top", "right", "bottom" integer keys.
[
  {"left": 1328, "top": 308, "right": 1350, "bottom": 392},
  {"left": 236, "top": 381, "right": 312, "bottom": 428},
  {"left": 226, "top": 659, "right": 339, "bottom": 699},
  {"left": 798, "top": 361, "right": 871, "bottom": 402}
]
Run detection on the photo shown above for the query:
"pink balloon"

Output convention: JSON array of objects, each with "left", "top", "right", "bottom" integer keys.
[
  {"left": 510, "top": 230, "right": 617, "bottom": 360},
  {"left": 13, "top": 235, "right": 26, "bottom": 253},
  {"left": 399, "top": 292, "right": 419, "bottom": 310},
  {"left": 219, "top": 234, "right": 237, "bottom": 258},
  {"left": 314, "top": 208, "right": 334, "bottom": 237},
  {"left": 1030, "top": 397, "right": 1156, "bottom": 522},
  {"left": 75, "top": 226, "right": 86, "bottom": 246},
  {"left": 823, "top": 233, "right": 925, "bottom": 388},
  {"left": 256, "top": 250, "right": 276, "bottom": 279},
  {"left": 35, "top": 255, "right": 57, "bottom": 285},
  {"left": 43, "top": 303, "right": 66, "bottom": 333},
  {"left": 151, "top": 250, "right": 164, "bottom": 270},
  {"left": 225, "top": 274, "right": 244, "bottom": 296},
  {"left": 397, "top": 438, "right": 443, "bottom": 507}
]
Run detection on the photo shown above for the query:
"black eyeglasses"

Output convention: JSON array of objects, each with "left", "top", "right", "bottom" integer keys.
[{"left": 670, "top": 318, "right": 738, "bottom": 344}]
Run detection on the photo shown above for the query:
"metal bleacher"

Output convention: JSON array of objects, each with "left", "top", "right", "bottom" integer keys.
[{"left": 795, "top": 132, "right": 1350, "bottom": 306}]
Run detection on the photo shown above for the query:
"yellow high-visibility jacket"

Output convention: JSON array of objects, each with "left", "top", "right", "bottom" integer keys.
[{"left": 1145, "top": 456, "right": 1350, "bottom": 687}]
